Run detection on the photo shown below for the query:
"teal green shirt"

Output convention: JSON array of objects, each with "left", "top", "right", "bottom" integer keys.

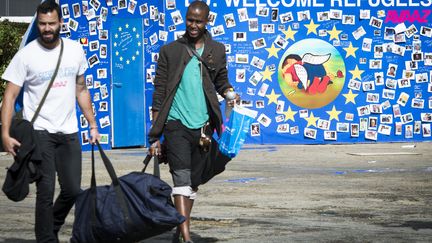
[{"left": 168, "top": 47, "right": 209, "bottom": 129}]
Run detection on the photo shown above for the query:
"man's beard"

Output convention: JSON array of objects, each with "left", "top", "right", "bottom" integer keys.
[{"left": 39, "top": 28, "right": 61, "bottom": 44}]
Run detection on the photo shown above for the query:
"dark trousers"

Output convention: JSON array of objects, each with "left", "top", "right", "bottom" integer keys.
[
  {"left": 164, "top": 120, "right": 210, "bottom": 188},
  {"left": 34, "top": 130, "right": 82, "bottom": 243}
]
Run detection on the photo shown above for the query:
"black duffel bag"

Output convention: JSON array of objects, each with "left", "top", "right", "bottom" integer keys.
[{"left": 71, "top": 141, "right": 185, "bottom": 243}]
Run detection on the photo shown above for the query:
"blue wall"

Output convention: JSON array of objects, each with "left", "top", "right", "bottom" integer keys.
[{"left": 57, "top": 0, "right": 432, "bottom": 148}]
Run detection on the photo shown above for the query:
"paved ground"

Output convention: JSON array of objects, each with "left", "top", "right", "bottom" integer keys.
[{"left": 0, "top": 142, "right": 431, "bottom": 243}]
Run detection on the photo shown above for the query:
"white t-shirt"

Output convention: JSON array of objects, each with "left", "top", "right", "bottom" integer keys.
[{"left": 2, "top": 38, "right": 88, "bottom": 134}]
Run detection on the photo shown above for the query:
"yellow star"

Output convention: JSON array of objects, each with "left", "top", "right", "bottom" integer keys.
[
  {"left": 282, "top": 106, "right": 297, "bottom": 122},
  {"left": 343, "top": 42, "right": 358, "bottom": 58},
  {"left": 118, "top": 27, "right": 122, "bottom": 32},
  {"left": 304, "top": 19, "right": 320, "bottom": 35},
  {"left": 304, "top": 112, "right": 320, "bottom": 128},
  {"left": 342, "top": 89, "right": 358, "bottom": 104},
  {"left": 349, "top": 65, "right": 364, "bottom": 80},
  {"left": 326, "top": 105, "right": 342, "bottom": 121},
  {"left": 125, "top": 23, "right": 129, "bottom": 28},
  {"left": 260, "top": 66, "right": 274, "bottom": 82},
  {"left": 265, "top": 44, "right": 281, "bottom": 59},
  {"left": 119, "top": 56, "right": 123, "bottom": 61},
  {"left": 328, "top": 25, "right": 342, "bottom": 41},
  {"left": 281, "top": 26, "right": 297, "bottom": 41},
  {"left": 266, "top": 89, "right": 281, "bottom": 105}
]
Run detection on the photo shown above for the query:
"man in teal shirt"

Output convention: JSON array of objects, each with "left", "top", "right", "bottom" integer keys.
[{"left": 148, "top": 1, "right": 238, "bottom": 242}]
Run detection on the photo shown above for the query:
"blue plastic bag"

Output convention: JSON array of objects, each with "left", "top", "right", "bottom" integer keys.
[{"left": 218, "top": 106, "right": 258, "bottom": 158}]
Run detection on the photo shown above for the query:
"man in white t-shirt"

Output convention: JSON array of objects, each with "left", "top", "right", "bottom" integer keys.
[{"left": 1, "top": 1, "right": 99, "bottom": 242}]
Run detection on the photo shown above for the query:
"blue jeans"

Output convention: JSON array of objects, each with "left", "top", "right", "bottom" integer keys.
[{"left": 34, "top": 130, "right": 82, "bottom": 243}]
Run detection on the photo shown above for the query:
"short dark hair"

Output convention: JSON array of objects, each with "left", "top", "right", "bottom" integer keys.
[
  {"left": 37, "top": 0, "right": 61, "bottom": 21},
  {"left": 187, "top": 0, "right": 210, "bottom": 18}
]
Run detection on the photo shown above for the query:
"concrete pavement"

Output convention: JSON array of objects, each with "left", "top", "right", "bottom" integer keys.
[{"left": 0, "top": 142, "right": 431, "bottom": 242}]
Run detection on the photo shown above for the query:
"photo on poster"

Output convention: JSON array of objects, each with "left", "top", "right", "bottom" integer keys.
[
  {"left": 257, "top": 113, "right": 271, "bottom": 127},
  {"left": 258, "top": 83, "right": 269, "bottom": 97},
  {"left": 274, "top": 35, "right": 288, "bottom": 48},
  {"left": 256, "top": 100, "right": 264, "bottom": 108},
  {"left": 384, "top": 27, "right": 395, "bottom": 40},
  {"left": 279, "top": 12, "right": 293, "bottom": 23},
  {"left": 304, "top": 128, "right": 317, "bottom": 139},
  {"left": 88, "top": 54, "right": 100, "bottom": 68},
  {"left": 99, "top": 115, "right": 111, "bottom": 128},
  {"left": 360, "top": 118, "right": 368, "bottom": 131},
  {"left": 100, "top": 84, "right": 109, "bottom": 99},
  {"left": 397, "top": 92, "right": 410, "bottom": 107},
  {"left": 252, "top": 38, "right": 266, "bottom": 50},
  {"left": 369, "top": 59, "right": 382, "bottom": 69},
  {"left": 275, "top": 100, "right": 285, "bottom": 114},
  {"left": 224, "top": 13, "right": 236, "bottom": 28},
  {"left": 422, "top": 124, "right": 431, "bottom": 137},
  {"left": 317, "top": 119, "right": 330, "bottom": 130},
  {"left": 381, "top": 100, "right": 391, "bottom": 110},
  {"left": 81, "top": 131, "right": 89, "bottom": 145},
  {"left": 368, "top": 117, "right": 378, "bottom": 130},
  {"left": 353, "top": 26, "right": 366, "bottom": 40},
  {"left": 359, "top": 9, "right": 370, "bottom": 19},
  {"left": 370, "top": 104, "right": 382, "bottom": 114},
  {"left": 68, "top": 19, "right": 78, "bottom": 32},
  {"left": 211, "top": 25, "right": 225, "bottom": 36},
  {"left": 249, "top": 71, "right": 263, "bottom": 86},
  {"left": 233, "top": 32, "right": 247, "bottom": 42},
  {"left": 82, "top": 1, "right": 89, "bottom": 15},
  {"left": 345, "top": 113, "right": 354, "bottom": 121},
  {"left": 60, "top": 23, "right": 70, "bottom": 34},
  {"left": 351, "top": 123, "right": 359, "bottom": 137},
  {"left": 171, "top": 10, "right": 183, "bottom": 25},
  {"left": 89, "top": 0, "right": 101, "bottom": 10},
  {"left": 99, "top": 101, "right": 108, "bottom": 112},
  {"left": 420, "top": 26, "right": 432, "bottom": 37},
  {"left": 89, "top": 40, "right": 99, "bottom": 52},
  {"left": 411, "top": 98, "right": 424, "bottom": 109},
  {"left": 297, "top": 10, "right": 310, "bottom": 21},
  {"left": 248, "top": 18, "right": 259, "bottom": 32},
  {"left": 366, "top": 93, "right": 379, "bottom": 103},
  {"left": 72, "top": 3, "right": 81, "bottom": 18},
  {"left": 414, "top": 121, "right": 422, "bottom": 134},
  {"left": 382, "top": 89, "right": 395, "bottom": 100},
  {"left": 405, "top": 125, "right": 413, "bottom": 138},
  {"left": 262, "top": 24, "right": 275, "bottom": 34},
  {"left": 85, "top": 74, "right": 93, "bottom": 88},
  {"left": 139, "top": 3, "right": 148, "bottom": 15},
  {"left": 401, "top": 113, "right": 414, "bottom": 124},
  {"left": 97, "top": 68, "right": 107, "bottom": 79},
  {"left": 250, "top": 123, "right": 261, "bottom": 136},
  {"left": 421, "top": 112, "right": 432, "bottom": 122},
  {"left": 208, "top": 11, "right": 217, "bottom": 26},
  {"left": 329, "top": 9, "right": 342, "bottom": 20},
  {"left": 342, "top": 15, "right": 355, "bottom": 25},
  {"left": 369, "top": 17, "right": 383, "bottom": 28},
  {"left": 380, "top": 114, "right": 393, "bottom": 124},
  {"left": 277, "top": 124, "right": 290, "bottom": 133},
  {"left": 271, "top": 8, "right": 279, "bottom": 22},
  {"left": 365, "top": 130, "right": 378, "bottom": 141},
  {"left": 378, "top": 124, "right": 392, "bottom": 136},
  {"left": 166, "top": 0, "right": 176, "bottom": 9},
  {"left": 236, "top": 69, "right": 246, "bottom": 82},
  {"left": 299, "top": 109, "right": 308, "bottom": 118},
  {"left": 317, "top": 11, "right": 329, "bottom": 22},
  {"left": 250, "top": 56, "right": 265, "bottom": 70},
  {"left": 336, "top": 123, "right": 349, "bottom": 133},
  {"left": 236, "top": 54, "right": 249, "bottom": 64},
  {"left": 237, "top": 8, "right": 249, "bottom": 22},
  {"left": 80, "top": 114, "right": 88, "bottom": 128},
  {"left": 347, "top": 79, "right": 361, "bottom": 91},
  {"left": 324, "top": 131, "right": 337, "bottom": 141},
  {"left": 256, "top": 6, "right": 269, "bottom": 17},
  {"left": 61, "top": 4, "right": 70, "bottom": 19}
]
